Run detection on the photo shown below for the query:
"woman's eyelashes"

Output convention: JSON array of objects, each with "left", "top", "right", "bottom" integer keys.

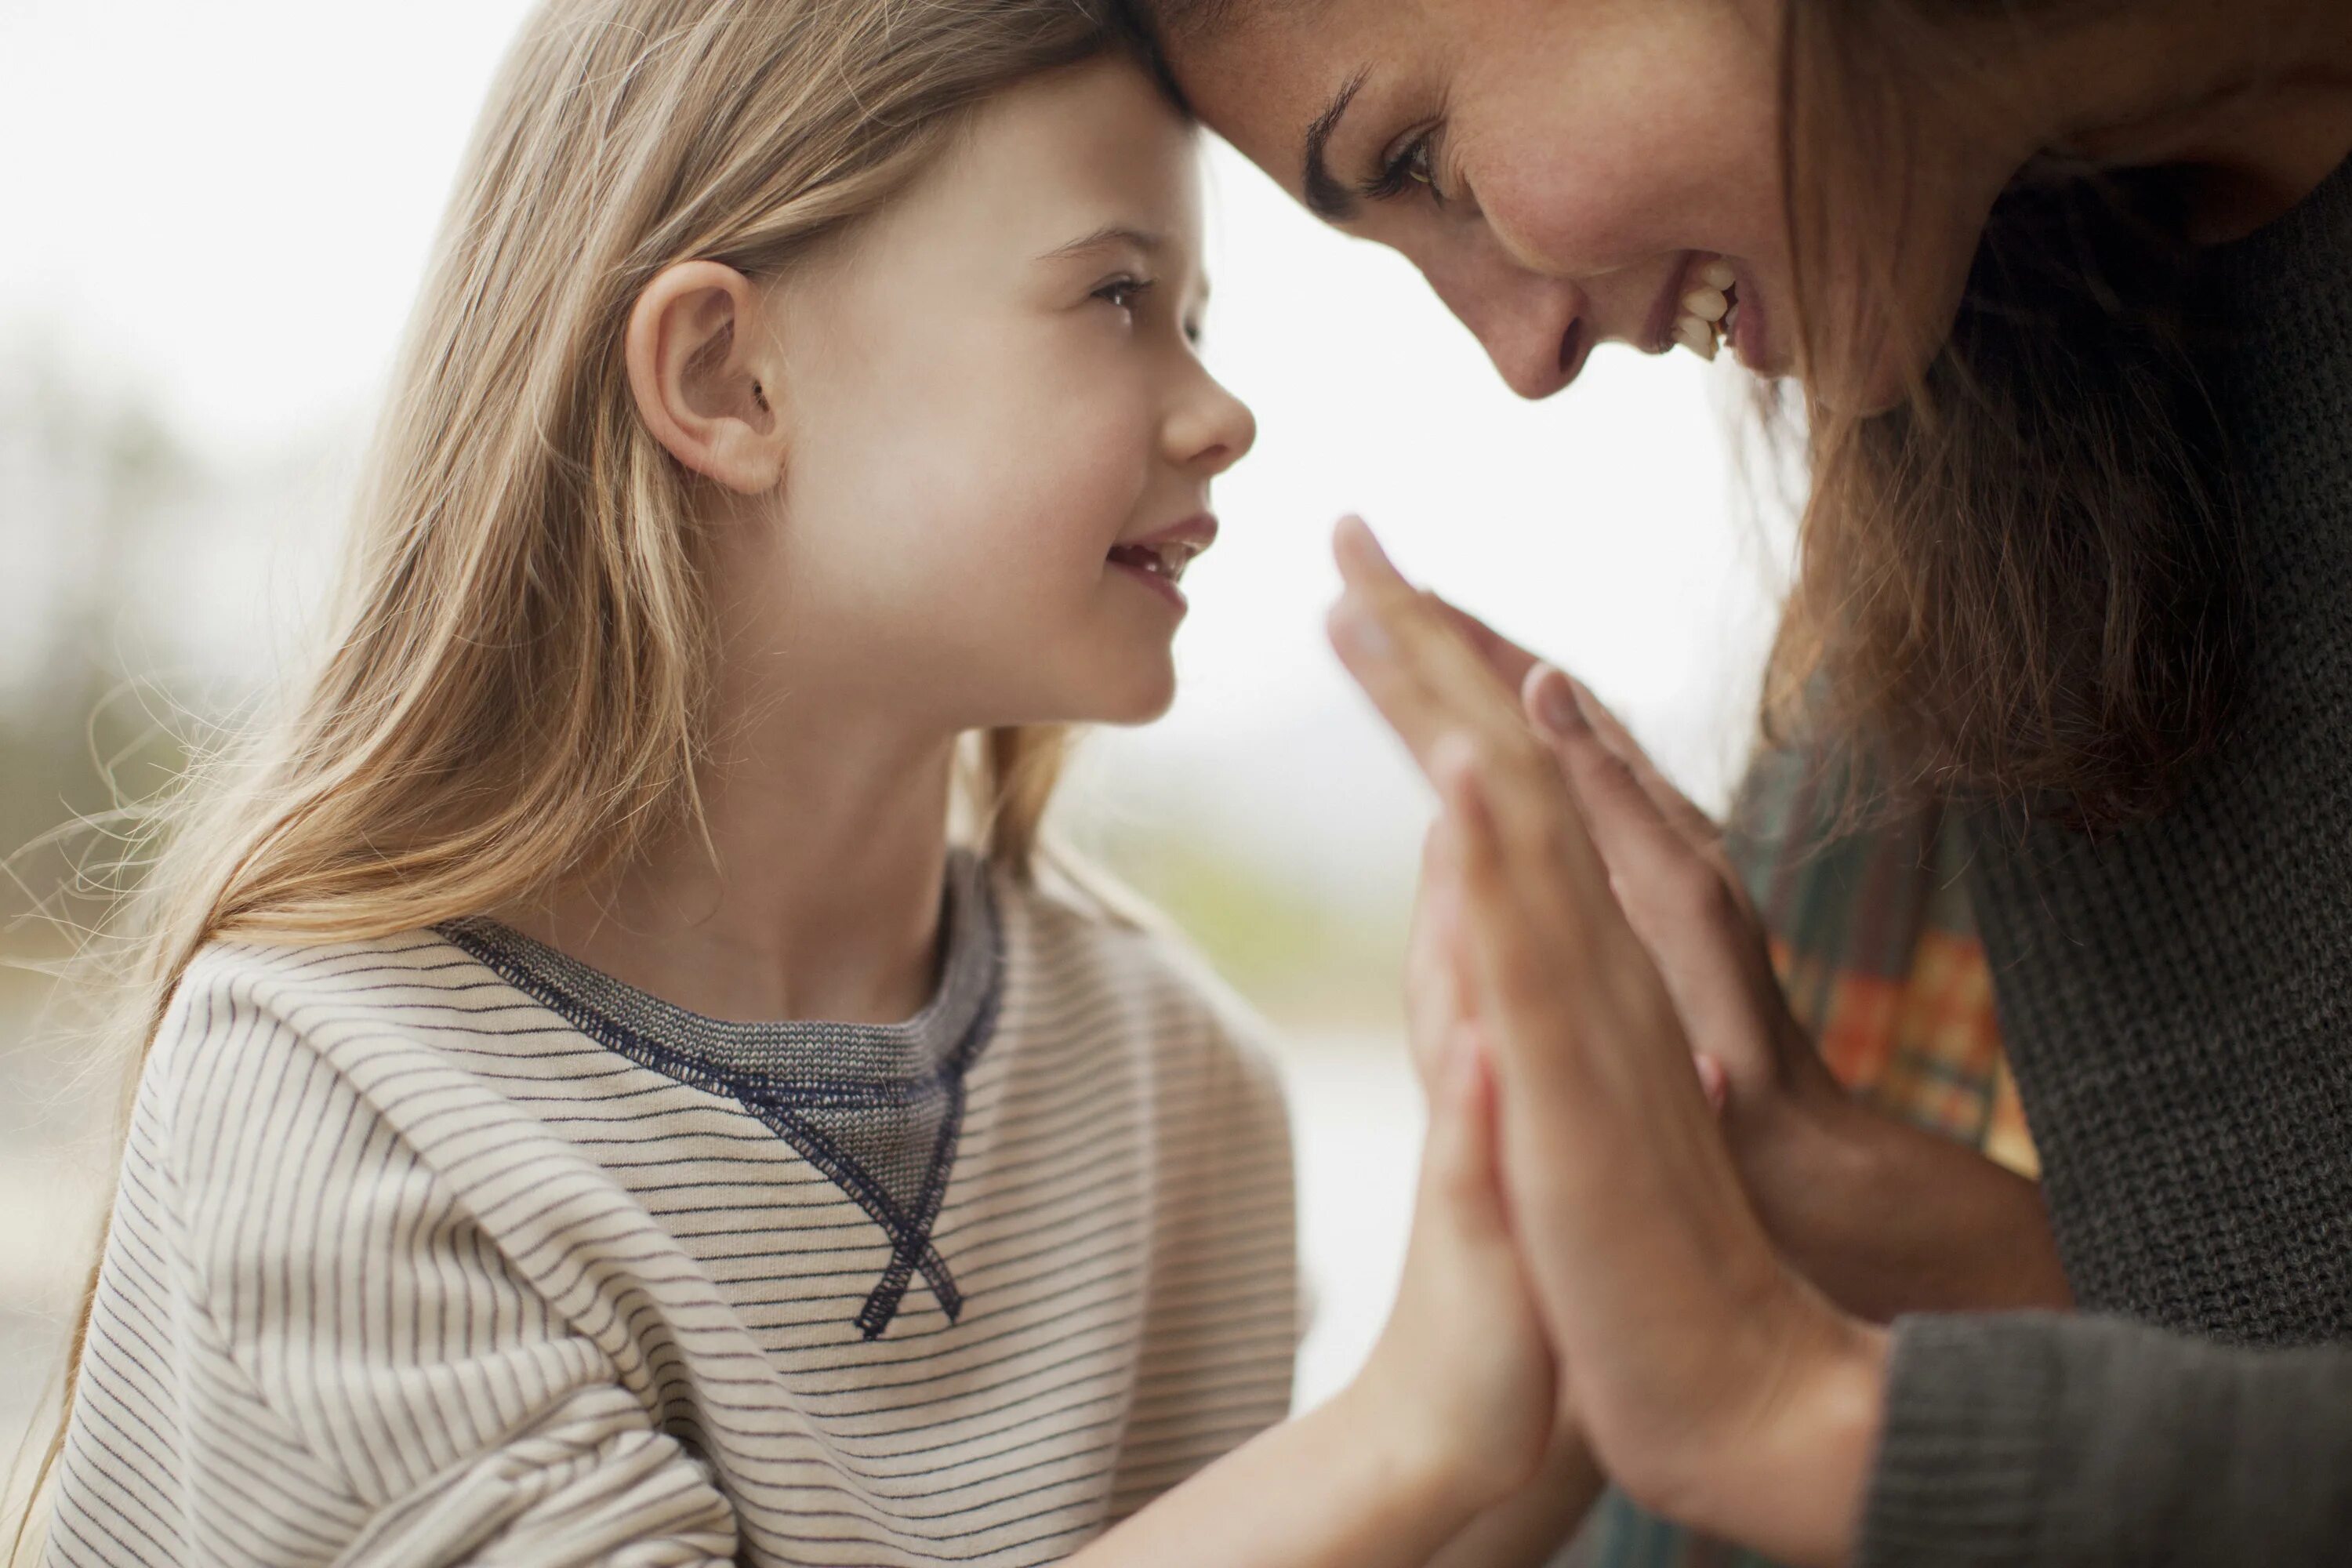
[{"left": 1369, "top": 124, "right": 1449, "bottom": 208}]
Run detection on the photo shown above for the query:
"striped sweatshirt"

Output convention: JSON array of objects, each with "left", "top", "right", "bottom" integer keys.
[{"left": 49, "top": 851, "right": 1298, "bottom": 1566}]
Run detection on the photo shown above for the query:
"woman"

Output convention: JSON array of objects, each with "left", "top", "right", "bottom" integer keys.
[{"left": 1127, "top": 0, "right": 2352, "bottom": 1563}]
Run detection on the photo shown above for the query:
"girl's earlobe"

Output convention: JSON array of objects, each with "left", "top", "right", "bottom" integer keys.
[{"left": 626, "top": 259, "right": 787, "bottom": 495}]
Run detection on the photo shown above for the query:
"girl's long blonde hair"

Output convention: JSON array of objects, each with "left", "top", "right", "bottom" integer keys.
[{"left": 20, "top": 0, "right": 1116, "bottom": 1544}]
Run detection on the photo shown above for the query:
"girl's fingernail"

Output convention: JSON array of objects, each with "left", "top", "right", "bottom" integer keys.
[
  {"left": 1431, "top": 730, "right": 1478, "bottom": 780},
  {"left": 1529, "top": 666, "right": 1585, "bottom": 735},
  {"left": 1334, "top": 515, "right": 1397, "bottom": 575},
  {"left": 1328, "top": 598, "right": 1392, "bottom": 659}
]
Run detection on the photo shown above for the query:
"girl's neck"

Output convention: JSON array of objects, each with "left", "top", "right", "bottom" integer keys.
[{"left": 512, "top": 706, "right": 960, "bottom": 1028}]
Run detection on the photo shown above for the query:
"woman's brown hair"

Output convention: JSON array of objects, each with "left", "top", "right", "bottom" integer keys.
[{"left": 1773, "top": 0, "right": 2244, "bottom": 827}]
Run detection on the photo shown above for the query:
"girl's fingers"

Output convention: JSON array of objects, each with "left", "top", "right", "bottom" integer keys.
[
  {"left": 1431, "top": 742, "right": 1591, "bottom": 1104},
  {"left": 1417, "top": 1019, "right": 1504, "bottom": 1230},
  {"left": 1428, "top": 595, "right": 1541, "bottom": 696},
  {"left": 1328, "top": 521, "right": 1527, "bottom": 759},
  {"left": 1404, "top": 825, "right": 1465, "bottom": 1091},
  {"left": 1328, "top": 524, "right": 1620, "bottom": 906}
]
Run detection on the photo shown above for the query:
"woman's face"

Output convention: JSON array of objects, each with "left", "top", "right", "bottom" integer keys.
[{"left": 1160, "top": 0, "right": 2001, "bottom": 402}]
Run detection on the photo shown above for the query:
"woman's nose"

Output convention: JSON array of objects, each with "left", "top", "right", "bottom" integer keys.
[{"left": 1427, "top": 249, "right": 1588, "bottom": 401}]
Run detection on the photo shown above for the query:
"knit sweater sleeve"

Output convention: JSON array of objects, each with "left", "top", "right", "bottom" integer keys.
[{"left": 1857, "top": 1312, "right": 2352, "bottom": 1566}]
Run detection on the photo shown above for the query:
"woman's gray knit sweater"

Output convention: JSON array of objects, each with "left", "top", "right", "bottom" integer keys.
[{"left": 1855, "top": 153, "right": 2352, "bottom": 1564}]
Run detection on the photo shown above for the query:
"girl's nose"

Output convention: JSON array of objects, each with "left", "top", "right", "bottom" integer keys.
[{"left": 1171, "top": 372, "right": 1258, "bottom": 478}]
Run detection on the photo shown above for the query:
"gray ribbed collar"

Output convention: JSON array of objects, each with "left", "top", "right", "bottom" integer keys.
[{"left": 440, "top": 848, "right": 1000, "bottom": 1087}]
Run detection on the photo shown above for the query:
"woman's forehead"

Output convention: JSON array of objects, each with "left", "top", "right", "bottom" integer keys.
[{"left": 1156, "top": 0, "right": 1411, "bottom": 200}]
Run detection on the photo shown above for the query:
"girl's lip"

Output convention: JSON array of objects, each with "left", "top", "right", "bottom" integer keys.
[{"left": 1109, "top": 555, "right": 1189, "bottom": 614}]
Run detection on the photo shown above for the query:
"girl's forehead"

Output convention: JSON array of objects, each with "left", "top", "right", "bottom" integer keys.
[{"left": 899, "top": 58, "right": 1208, "bottom": 263}]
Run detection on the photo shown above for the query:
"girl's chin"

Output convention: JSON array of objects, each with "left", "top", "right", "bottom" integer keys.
[
  {"left": 1083, "top": 663, "right": 1178, "bottom": 727},
  {"left": 965, "top": 657, "right": 1177, "bottom": 731}
]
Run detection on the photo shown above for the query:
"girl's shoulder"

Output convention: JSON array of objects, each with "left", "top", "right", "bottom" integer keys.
[
  {"left": 991, "top": 852, "right": 1290, "bottom": 1102},
  {"left": 164, "top": 925, "right": 512, "bottom": 1046},
  {"left": 149, "top": 926, "right": 535, "bottom": 1125}
]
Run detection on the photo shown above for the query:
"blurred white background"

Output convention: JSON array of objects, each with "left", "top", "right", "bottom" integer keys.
[{"left": 0, "top": 0, "right": 1793, "bottom": 1439}]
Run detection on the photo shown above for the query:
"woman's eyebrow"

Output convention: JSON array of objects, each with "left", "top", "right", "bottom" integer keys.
[
  {"left": 1040, "top": 224, "right": 1166, "bottom": 261},
  {"left": 1302, "top": 67, "right": 1370, "bottom": 221}
]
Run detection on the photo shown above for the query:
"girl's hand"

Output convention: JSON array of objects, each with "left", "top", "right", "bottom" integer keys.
[
  {"left": 1351, "top": 1023, "right": 1560, "bottom": 1519},
  {"left": 1328, "top": 517, "right": 1884, "bottom": 1567}
]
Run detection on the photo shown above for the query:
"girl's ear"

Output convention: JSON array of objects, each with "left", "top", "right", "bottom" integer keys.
[{"left": 625, "top": 260, "right": 785, "bottom": 494}]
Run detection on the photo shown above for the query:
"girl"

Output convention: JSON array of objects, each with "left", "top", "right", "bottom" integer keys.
[{"left": 32, "top": 2, "right": 1581, "bottom": 1564}]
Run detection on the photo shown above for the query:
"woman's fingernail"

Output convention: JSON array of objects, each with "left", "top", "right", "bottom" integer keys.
[
  {"left": 1695, "top": 1054, "right": 1729, "bottom": 1112},
  {"left": 1529, "top": 666, "right": 1585, "bottom": 735}
]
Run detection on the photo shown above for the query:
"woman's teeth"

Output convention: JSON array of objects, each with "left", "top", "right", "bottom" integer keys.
[{"left": 1673, "top": 260, "right": 1740, "bottom": 361}]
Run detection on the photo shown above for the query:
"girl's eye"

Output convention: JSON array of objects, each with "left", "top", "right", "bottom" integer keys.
[
  {"left": 1094, "top": 276, "right": 1156, "bottom": 314},
  {"left": 1370, "top": 128, "right": 1446, "bottom": 208}
]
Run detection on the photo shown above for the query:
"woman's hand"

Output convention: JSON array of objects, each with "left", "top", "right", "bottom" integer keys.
[
  {"left": 1403, "top": 592, "right": 1832, "bottom": 1126},
  {"left": 1409, "top": 580, "right": 2071, "bottom": 1321},
  {"left": 1328, "top": 517, "right": 1885, "bottom": 1566}
]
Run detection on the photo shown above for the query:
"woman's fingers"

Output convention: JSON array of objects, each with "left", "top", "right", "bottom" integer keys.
[
  {"left": 1522, "top": 666, "right": 1700, "bottom": 902},
  {"left": 1530, "top": 666, "right": 1731, "bottom": 877}
]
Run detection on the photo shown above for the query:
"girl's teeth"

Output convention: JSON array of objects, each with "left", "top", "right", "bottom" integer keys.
[
  {"left": 1680, "top": 285, "right": 1729, "bottom": 323},
  {"left": 1700, "top": 259, "right": 1737, "bottom": 291}
]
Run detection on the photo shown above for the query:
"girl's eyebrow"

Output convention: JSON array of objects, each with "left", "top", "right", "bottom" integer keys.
[{"left": 1041, "top": 224, "right": 1166, "bottom": 261}]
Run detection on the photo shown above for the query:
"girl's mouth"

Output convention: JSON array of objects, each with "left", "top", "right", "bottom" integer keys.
[
  {"left": 1107, "top": 539, "right": 1203, "bottom": 585},
  {"left": 1107, "top": 515, "right": 1215, "bottom": 612}
]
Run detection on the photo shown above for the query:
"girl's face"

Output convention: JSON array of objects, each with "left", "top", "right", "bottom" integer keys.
[
  {"left": 1156, "top": 0, "right": 2009, "bottom": 405},
  {"left": 751, "top": 56, "right": 1254, "bottom": 732}
]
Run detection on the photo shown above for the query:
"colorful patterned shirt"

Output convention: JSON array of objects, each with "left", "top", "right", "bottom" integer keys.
[{"left": 1575, "top": 747, "right": 2035, "bottom": 1568}]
